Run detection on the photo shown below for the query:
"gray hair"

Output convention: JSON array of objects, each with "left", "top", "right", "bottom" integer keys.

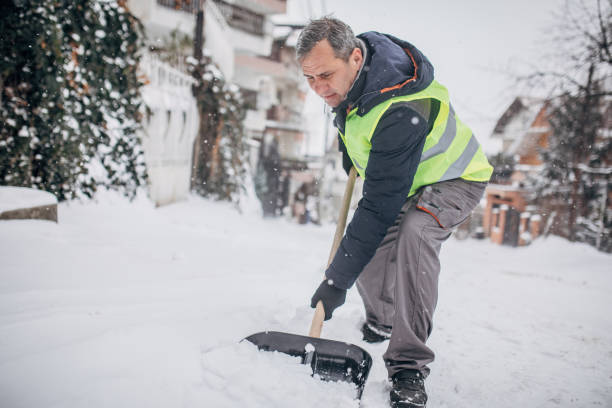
[{"left": 296, "top": 16, "right": 359, "bottom": 62}]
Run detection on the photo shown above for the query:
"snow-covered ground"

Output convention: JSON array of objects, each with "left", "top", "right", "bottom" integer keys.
[{"left": 0, "top": 191, "right": 610, "bottom": 407}]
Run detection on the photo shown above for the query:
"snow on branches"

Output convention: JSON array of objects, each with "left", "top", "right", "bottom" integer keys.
[{"left": 0, "top": 0, "right": 147, "bottom": 201}]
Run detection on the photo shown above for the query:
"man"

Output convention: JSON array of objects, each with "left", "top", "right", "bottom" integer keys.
[{"left": 297, "top": 17, "right": 493, "bottom": 407}]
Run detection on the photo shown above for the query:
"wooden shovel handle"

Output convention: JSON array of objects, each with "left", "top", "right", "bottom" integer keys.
[
  {"left": 309, "top": 167, "right": 357, "bottom": 338},
  {"left": 309, "top": 302, "right": 326, "bottom": 338}
]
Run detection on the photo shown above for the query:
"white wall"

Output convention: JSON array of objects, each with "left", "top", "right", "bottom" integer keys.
[
  {"left": 204, "top": 0, "right": 235, "bottom": 79},
  {"left": 139, "top": 54, "right": 199, "bottom": 206},
  {"left": 229, "top": 23, "right": 274, "bottom": 56}
]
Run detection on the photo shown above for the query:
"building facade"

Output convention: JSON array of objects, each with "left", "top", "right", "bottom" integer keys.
[
  {"left": 127, "top": 0, "right": 315, "bottom": 213},
  {"left": 484, "top": 96, "right": 611, "bottom": 251},
  {"left": 482, "top": 97, "right": 549, "bottom": 246}
]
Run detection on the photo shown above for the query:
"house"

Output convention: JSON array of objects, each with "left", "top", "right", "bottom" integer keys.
[
  {"left": 484, "top": 95, "right": 611, "bottom": 250},
  {"left": 127, "top": 0, "right": 314, "bottom": 210},
  {"left": 241, "top": 25, "right": 324, "bottom": 220},
  {"left": 482, "top": 97, "right": 550, "bottom": 246},
  {"left": 127, "top": 0, "right": 235, "bottom": 206}
]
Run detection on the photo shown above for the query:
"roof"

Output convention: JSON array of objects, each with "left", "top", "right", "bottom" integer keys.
[
  {"left": 491, "top": 96, "right": 547, "bottom": 155},
  {"left": 492, "top": 97, "right": 545, "bottom": 137}
]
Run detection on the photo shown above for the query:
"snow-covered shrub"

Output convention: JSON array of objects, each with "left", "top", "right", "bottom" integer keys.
[
  {"left": 0, "top": 0, "right": 147, "bottom": 200},
  {"left": 188, "top": 57, "right": 248, "bottom": 204}
]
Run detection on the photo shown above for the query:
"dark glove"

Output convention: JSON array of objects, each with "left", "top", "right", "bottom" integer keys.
[{"left": 310, "top": 279, "right": 347, "bottom": 321}]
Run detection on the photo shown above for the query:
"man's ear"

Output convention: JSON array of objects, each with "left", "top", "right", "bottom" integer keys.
[{"left": 350, "top": 47, "right": 363, "bottom": 68}]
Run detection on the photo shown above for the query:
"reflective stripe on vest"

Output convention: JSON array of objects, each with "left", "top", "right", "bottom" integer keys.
[{"left": 338, "top": 80, "right": 492, "bottom": 196}]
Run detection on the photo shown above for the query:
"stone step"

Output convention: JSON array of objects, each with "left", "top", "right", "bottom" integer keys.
[{"left": 0, "top": 187, "right": 58, "bottom": 222}]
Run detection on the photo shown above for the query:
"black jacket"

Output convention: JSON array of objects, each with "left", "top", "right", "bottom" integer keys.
[{"left": 326, "top": 32, "right": 438, "bottom": 290}]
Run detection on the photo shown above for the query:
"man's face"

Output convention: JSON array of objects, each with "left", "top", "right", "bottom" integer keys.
[{"left": 301, "top": 39, "right": 363, "bottom": 108}]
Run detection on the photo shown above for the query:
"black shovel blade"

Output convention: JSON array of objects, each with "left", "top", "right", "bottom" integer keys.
[{"left": 244, "top": 331, "right": 372, "bottom": 399}]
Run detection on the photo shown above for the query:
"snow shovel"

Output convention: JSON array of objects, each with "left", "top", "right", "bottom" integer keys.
[{"left": 245, "top": 167, "right": 372, "bottom": 398}]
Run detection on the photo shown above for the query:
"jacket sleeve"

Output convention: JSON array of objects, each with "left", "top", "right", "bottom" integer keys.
[{"left": 325, "top": 105, "right": 429, "bottom": 290}]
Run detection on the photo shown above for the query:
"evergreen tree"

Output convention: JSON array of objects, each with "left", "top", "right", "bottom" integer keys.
[{"left": 0, "top": 0, "right": 147, "bottom": 200}]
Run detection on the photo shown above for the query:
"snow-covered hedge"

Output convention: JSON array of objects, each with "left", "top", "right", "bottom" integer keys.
[{"left": 0, "top": 0, "right": 147, "bottom": 201}]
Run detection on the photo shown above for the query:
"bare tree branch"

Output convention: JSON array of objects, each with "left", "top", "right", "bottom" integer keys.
[{"left": 596, "top": 0, "right": 612, "bottom": 63}]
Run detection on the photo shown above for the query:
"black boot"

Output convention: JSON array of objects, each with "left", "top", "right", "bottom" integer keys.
[
  {"left": 389, "top": 369, "right": 428, "bottom": 408},
  {"left": 361, "top": 322, "right": 392, "bottom": 343}
]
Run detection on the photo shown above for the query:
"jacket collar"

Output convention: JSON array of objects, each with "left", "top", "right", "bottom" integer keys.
[{"left": 334, "top": 32, "right": 435, "bottom": 118}]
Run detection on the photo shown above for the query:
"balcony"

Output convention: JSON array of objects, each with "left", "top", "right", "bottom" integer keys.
[
  {"left": 157, "top": 0, "right": 268, "bottom": 37},
  {"left": 214, "top": 1, "right": 265, "bottom": 36},
  {"left": 156, "top": 0, "right": 198, "bottom": 13},
  {"left": 244, "top": 0, "right": 287, "bottom": 14},
  {"left": 266, "top": 105, "right": 301, "bottom": 126}
]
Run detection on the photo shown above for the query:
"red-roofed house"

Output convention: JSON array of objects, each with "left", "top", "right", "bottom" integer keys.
[{"left": 483, "top": 97, "right": 551, "bottom": 246}]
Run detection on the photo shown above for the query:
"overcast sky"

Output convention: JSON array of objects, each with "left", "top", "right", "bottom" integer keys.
[{"left": 280, "top": 0, "right": 565, "bottom": 155}]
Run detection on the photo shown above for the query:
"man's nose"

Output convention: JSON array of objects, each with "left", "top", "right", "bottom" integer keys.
[{"left": 312, "top": 80, "right": 326, "bottom": 96}]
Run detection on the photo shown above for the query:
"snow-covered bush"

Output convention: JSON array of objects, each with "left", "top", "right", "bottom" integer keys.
[
  {"left": 188, "top": 56, "right": 248, "bottom": 204},
  {"left": 0, "top": 0, "right": 147, "bottom": 201}
]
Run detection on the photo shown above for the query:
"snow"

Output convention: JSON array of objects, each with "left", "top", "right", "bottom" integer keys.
[
  {"left": 18, "top": 126, "right": 29, "bottom": 137},
  {"left": 0, "top": 186, "right": 57, "bottom": 213},
  {"left": 272, "top": 25, "right": 292, "bottom": 39},
  {"left": 0, "top": 191, "right": 611, "bottom": 407}
]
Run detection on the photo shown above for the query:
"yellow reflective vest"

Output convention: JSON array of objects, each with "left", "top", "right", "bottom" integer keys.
[{"left": 339, "top": 80, "right": 493, "bottom": 196}]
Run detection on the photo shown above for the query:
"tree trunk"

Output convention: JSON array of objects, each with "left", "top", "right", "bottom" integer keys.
[
  {"left": 568, "top": 63, "right": 595, "bottom": 241},
  {"left": 190, "top": 0, "right": 206, "bottom": 190},
  {"left": 193, "top": 1, "right": 205, "bottom": 62},
  {"left": 596, "top": 178, "right": 608, "bottom": 250},
  {"left": 193, "top": 110, "right": 217, "bottom": 188},
  {"left": 568, "top": 167, "right": 581, "bottom": 242},
  {"left": 208, "top": 118, "right": 225, "bottom": 182}
]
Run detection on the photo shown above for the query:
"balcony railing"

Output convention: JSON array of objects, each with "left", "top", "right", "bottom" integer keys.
[
  {"left": 213, "top": 0, "right": 265, "bottom": 36},
  {"left": 157, "top": 0, "right": 265, "bottom": 37},
  {"left": 265, "top": 105, "right": 303, "bottom": 129},
  {"left": 157, "top": 0, "right": 198, "bottom": 13}
]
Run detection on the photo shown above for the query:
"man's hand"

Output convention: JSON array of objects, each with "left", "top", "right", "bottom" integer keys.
[{"left": 310, "top": 279, "right": 347, "bottom": 320}]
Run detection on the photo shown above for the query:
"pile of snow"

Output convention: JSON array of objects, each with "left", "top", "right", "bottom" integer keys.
[
  {"left": 0, "top": 186, "right": 57, "bottom": 213},
  {"left": 0, "top": 191, "right": 610, "bottom": 407}
]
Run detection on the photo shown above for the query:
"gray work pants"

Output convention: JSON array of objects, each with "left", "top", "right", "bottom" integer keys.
[{"left": 356, "top": 178, "right": 487, "bottom": 378}]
